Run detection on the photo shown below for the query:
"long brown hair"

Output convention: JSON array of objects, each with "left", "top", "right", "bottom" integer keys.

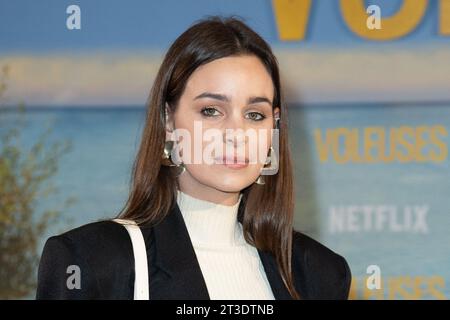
[{"left": 118, "top": 16, "right": 299, "bottom": 299}]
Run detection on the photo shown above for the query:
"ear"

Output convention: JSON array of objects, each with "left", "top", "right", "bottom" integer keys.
[{"left": 165, "top": 102, "right": 175, "bottom": 140}]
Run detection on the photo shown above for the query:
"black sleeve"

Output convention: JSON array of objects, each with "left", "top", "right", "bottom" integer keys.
[
  {"left": 337, "top": 254, "right": 352, "bottom": 300},
  {"left": 36, "top": 235, "right": 101, "bottom": 299},
  {"left": 291, "top": 230, "right": 353, "bottom": 300}
]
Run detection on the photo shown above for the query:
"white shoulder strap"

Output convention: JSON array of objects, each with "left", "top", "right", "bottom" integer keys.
[{"left": 113, "top": 218, "right": 149, "bottom": 300}]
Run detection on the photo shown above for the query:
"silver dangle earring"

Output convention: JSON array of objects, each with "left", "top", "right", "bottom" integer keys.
[
  {"left": 255, "top": 117, "right": 280, "bottom": 185},
  {"left": 255, "top": 175, "right": 265, "bottom": 185},
  {"left": 161, "top": 140, "right": 186, "bottom": 176},
  {"left": 255, "top": 146, "right": 274, "bottom": 185},
  {"left": 162, "top": 141, "right": 175, "bottom": 165}
]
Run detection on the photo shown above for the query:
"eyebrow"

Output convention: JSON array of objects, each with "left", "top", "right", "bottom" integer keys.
[{"left": 193, "top": 92, "right": 272, "bottom": 106}]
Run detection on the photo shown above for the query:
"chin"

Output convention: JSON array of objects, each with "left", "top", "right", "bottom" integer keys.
[
  {"left": 206, "top": 176, "right": 256, "bottom": 193},
  {"left": 186, "top": 165, "right": 260, "bottom": 192}
]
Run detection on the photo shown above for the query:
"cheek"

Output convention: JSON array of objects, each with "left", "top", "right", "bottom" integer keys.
[
  {"left": 171, "top": 113, "right": 199, "bottom": 161},
  {"left": 249, "top": 125, "right": 274, "bottom": 164}
]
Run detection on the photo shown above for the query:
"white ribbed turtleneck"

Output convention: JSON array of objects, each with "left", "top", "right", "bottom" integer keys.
[{"left": 176, "top": 190, "right": 275, "bottom": 300}]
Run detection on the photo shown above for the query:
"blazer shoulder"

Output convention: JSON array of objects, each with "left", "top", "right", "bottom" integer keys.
[
  {"left": 37, "top": 220, "right": 134, "bottom": 299},
  {"left": 292, "top": 230, "right": 351, "bottom": 300},
  {"left": 56, "top": 220, "right": 131, "bottom": 247},
  {"left": 46, "top": 220, "right": 134, "bottom": 263}
]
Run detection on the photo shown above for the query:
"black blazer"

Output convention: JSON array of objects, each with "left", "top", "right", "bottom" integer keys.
[{"left": 36, "top": 202, "right": 351, "bottom": 300}]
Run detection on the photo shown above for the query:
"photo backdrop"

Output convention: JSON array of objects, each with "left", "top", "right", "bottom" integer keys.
[{"left": 1, "top": 0, "right": 449, "bottom": 299}]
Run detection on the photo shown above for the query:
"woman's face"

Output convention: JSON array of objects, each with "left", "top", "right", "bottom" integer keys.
[{"left": 167, "top": 54, "right": 279, "bottom": 202}]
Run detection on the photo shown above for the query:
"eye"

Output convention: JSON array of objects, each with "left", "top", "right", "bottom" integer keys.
[
  {"left": 246, "top": 111, "right": 266, "bottom": 121},
  {"left": 200, "top": 106, "right": 221, "bottom": 117}
]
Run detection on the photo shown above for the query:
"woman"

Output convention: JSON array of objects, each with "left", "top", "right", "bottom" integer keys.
[{"left": 36, "top": 16, "right": 351, "bottom": 300}]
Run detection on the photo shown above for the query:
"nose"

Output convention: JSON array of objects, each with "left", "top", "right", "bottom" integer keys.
[{"left": 222, "top": 112, "right": 247, "bottom": 148}]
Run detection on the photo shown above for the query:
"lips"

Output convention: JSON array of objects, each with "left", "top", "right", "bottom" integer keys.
[{"left": 214, "top": 155, "right": 249, "bottom": 168}]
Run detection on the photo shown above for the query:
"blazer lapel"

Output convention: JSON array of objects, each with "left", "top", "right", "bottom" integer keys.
[
  {"left": 150, "top": 203, "right": 210, "bottom": 299},
  {"left": 257, "top": 250, "right": 293, "bottom": 300},
  {"left": 149, "top": 202, "right": 292, "bottom": 300}
]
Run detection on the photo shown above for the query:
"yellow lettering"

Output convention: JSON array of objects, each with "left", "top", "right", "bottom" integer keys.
[
  {"left": 348, "top": 277, "right": 358, "bottom": 300},
  {"left": 430, "top": 125, "right": 448, "bottom": 162},
  {"left": 396, "top": 126, "right": 415, "bottom": 163},
  {"left": 340, "top": 0, "right": 428, "bottom": 40},
  {"left": 364, "top": 127, "right": 384, "bottom": 163},
  {"left": 428, "top": 276, "right": 447, "bottom": 299},
  {"left": 333, "top": 127, "right": 352, "bottom": 164},
  {"left": 351, "top": 276, "right": 447, "bottom": 299},
  {"left": 415, "top": 126, "right": 429, "bottom": 162},
  {"left": 440, "top": 0, "right": 450, "bottom": 35},
  {"left": 385, "top": 127, "right": 397, "bottom": 163},
  {"left": 388, "top": 276, "right": 419, "bottom": 299},
  {"left": 272, "top": 0, "right": 312, "bottom": 40},
  {"left": 314, "top": 128, "right": 331, "bottom": 162},
  {"left": 314, "top": 125, "right": 448, "bottom": 164},
  {"left": 349, "top": 128, "right": 362, "bottom": 163},
  {"left": 363, "top": 276, "right": 384, "bottom": 300}
]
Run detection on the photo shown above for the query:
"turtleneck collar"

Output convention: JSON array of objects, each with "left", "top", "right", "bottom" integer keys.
[{"left": 176, "top": 190, "right": 244, "bottom": 247}]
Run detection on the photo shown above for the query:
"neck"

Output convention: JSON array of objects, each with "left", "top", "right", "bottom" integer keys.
[
  {"left": 176, "top": 189, "right": 243, "bottom": 246},
  {"left": 178, "top": 172, "right": 240, "bottom": 206}
]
